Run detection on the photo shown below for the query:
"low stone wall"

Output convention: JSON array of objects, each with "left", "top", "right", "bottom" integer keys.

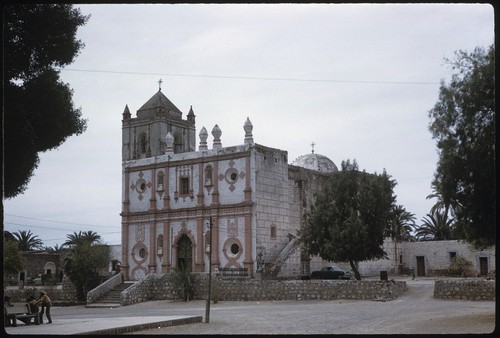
[
  {"left": 119, "top": 273, "right": 407, "bottom": 305},
  {"left": 433, "top": 279, "right": 495, "bottom": 300},
  {"left": 4, "top": 278, "right": 78, "bottom": 304},
  {"left": 208, "top": 279, "right": 407, "bottom": 302},
  {"left": 121, "top": 273, "right": 181, "bottom": 305}
]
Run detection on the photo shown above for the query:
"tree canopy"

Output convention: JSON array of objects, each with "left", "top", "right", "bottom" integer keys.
[
  {"left": 301, "top": 160, "right": 396, "bottom": 280},
  {"left": 4, "top": 4, "right": 89, "bottom": 198},
  {"left": 63, "top": 230, "right": 102, "bottom": 247},
  {"left": 428, "top": 45, "right": 495, "bottom": 248},
  {"left": 12, "top": 230, "right": 44, "bottom": 251},
  {"left": 3, "top": 236, "right": 26, "bottom": 275},
  {"left": 64, "top": 242, "right": 111, "bottom": 301}
]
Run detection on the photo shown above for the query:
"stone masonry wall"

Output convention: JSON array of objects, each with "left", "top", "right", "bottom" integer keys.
[
  {"left": 433, "top": 279, "right": 495, "bottom": 300},
  {"left": 120, "top": 273, "right": 407, "bottom": 305}
]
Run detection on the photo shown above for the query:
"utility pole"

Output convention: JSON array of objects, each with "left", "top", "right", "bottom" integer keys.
[{"left": 205, "top": 216, "right": 213, "bottom": 323}]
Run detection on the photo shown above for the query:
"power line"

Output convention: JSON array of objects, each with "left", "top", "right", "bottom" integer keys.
[
  {"left": 4, "top": 213, "right": 117, "bottom": 229},
  {"left": 59, "top": 68, "right": 440, "bottom": 85},
  {"left": 4, "top": 221, "right": 120, "bottom": 234}
]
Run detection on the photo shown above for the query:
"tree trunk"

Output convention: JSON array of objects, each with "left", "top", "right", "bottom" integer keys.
[{"left": 349, "top": 260, "right": 361, "bottom": 280}]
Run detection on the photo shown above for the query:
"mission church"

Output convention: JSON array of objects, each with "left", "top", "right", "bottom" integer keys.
[
  {"left": 120, "top": 85, "right": 337, "bottom": 281},
  {"left": 120, "top": 86, "right": 495, "bottom": 282}
]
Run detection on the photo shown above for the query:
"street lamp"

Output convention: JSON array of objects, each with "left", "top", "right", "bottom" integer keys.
[{"left": 205, "top": 216, "right": 213, "bottom": 323}]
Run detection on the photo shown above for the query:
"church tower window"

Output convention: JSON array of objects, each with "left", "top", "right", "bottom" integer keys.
[{"left": 138, "top": 132, "right": 147, "bottom": 154}]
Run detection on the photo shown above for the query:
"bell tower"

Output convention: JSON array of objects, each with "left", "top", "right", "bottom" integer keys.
[{"left": 122, "top": 83, "right": 196, "bottom": 161}]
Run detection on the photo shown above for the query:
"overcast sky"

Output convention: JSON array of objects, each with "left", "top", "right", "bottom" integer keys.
[{"left": 3, "top": 3, "right": 494, "bottom": 248}]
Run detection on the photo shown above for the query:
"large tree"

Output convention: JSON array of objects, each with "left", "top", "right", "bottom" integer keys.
[
  {"left": 64, "top": 243, "right": 111, "bottom": 301},
  {"left": 301, "top": 160, "right": 396, "bottom": 280},
  {"left": 3, "top": 4, "right": 89, "bottom": 198},
  {"left": 428, "top": 45, "right": 495, "bottom": 248},
  {"left": 3, "top": 235, "right": 26, "bottom": 276}
]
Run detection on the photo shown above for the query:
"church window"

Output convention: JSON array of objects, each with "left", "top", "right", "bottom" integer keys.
[
  {"left": 157, "top": 172, "right": 164, "bottom": 191},
  {"left": 136, "top": 178, "right": 147, "bottom": 193},
  {"left": 139, "top": 248, "right": 146, "bottom": 259},
  {"left": 138, "top": 132, "right": 147, "bottom": 154},
  {"left": 225, "top": 168, "right": 238, "bottom": 183},
  {"left": 205, "top": 166, "right": 213, "bottom": 186},
  {"left": 174, "top": 133, "right": 182, "bottom": 153},
  {"left": 157, "top": 234, "right": 163, "bottom": 256},
  {"left": 180, "top": 177, "right": 190, "bottom": 195},
  {"left": 270, "top": 224, "right": 277, "bottom": 239},
  {"left": 230, "top": 243, "right": 240, "bottom": 255}
]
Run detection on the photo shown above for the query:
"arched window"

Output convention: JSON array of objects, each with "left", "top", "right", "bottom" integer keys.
[
  {"left": 138, "top": 132, "right": 147, "bottom": 154},
  {"left": 205, "top": 166, "right": 213, "bottom": 186},
  {"left": 157, "top": 234, "right": 163, "bottom": 256},
  {"left": 157, "top": 172, "right": 165, "bottom": 191},
  {"left": 270, "top": 224, "right": 277, "bottom": 239}
]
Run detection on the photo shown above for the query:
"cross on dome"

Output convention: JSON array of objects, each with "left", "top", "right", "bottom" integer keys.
[{"left": 158, "top": 78, "right": 163, "bottom": 91}]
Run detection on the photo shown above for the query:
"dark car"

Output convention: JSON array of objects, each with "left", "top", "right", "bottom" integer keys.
[{"left": 310, "top": 265, "right": 353, "bottom": 280}]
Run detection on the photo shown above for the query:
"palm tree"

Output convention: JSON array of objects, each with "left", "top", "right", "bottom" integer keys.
[
  {"left": 426, "top": 184, "right": 461, "bottom": 220},
  {"left": 12, "top": 230, "right": 44, "bottom": 251},
  {"left": 387, "top": 205, "right": 416, "bottom": 241},
  {"left": 63, "top": 231, "right": 101, "bottom": 247},
  {"left": 415, "top": 211, "right": 454, "bottom": 241}
]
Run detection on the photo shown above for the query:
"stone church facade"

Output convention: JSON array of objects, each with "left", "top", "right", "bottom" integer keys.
[{"left": 120, "top": 89, "right": 337, "bottom": 281}]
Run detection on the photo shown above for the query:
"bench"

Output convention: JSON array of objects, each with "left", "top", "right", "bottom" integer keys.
[{"left": 4, "top": 303, "right": 40, "bottom": 327}]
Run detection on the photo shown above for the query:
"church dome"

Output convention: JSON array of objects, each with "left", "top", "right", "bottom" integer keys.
[{"left": 291, "top": 151, "right": 338, "bottom": 173}]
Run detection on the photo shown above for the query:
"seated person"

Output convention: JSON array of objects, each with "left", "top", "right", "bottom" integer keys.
[{"left": 27, "top": 295, "right": 39, "bottom": 315}]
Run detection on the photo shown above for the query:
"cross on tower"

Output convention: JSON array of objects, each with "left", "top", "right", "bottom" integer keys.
[
  {"left": 311, "top": 142, "right": 315, "bottom": 154},
  {"left": 158, "top": 78, "right": 163, "bottom": 91}
]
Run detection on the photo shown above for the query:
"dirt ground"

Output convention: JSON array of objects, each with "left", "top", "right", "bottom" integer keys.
[{"left": 123, "top": 277, "right": 496, "bottom": 335}]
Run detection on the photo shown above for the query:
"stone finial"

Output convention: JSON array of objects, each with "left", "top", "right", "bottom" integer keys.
[
  {"left": 165, "top": 132, "right": 174, "bottom": 155},
  {"left": 199, "top": 126, "right": 208, "bottom": 151},
  {"left": 212, "top": 124, "right": 222, "bottom": 150},
  {"left": 244, "top": 117, "right": 254, "bottom": 145},
  {"left": 123, "top": 105, "right": 131, "bottom": 120}
]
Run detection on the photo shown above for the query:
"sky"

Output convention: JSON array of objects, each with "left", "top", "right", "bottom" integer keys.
[{"left": 3, "top": 3, "right": 495, "bottom": 248}]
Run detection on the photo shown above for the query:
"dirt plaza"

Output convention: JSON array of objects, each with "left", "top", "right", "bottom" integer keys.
[
  {"left": 4, "top": 277, "right": 495, "bottom": 335},
  {"left": 124, "top": 277, "right": 495, "bottom": 335}
]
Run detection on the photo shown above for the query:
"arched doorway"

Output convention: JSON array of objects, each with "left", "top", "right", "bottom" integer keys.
[{"left": 177, "top": 234, "right": 192, "bottom": 272}]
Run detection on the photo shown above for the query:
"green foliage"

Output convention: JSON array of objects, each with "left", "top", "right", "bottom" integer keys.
[
  {"left": 64, "top": 243, "right": 111, "bottom": 301},
  {"left": 12, "top": 230, "right": 44, "bottom": 251},
  {"left": 3, "top": 4, "right": 89, "bottom": 198},
  {"left": 165, "top": 267, "right": 195, "bottom": 302},
  {"left": 428, "top": 45, "right": 495, "bottom": 248},
  {"left": 3, "top": 238, "right": 26, "bottom": 275},
  {"left": 63, "top": 231, "right": 102, "bottom": 247},
  {"left": 415, "top": 210, "right": 455, "bottom": 241},
  {"left": 301, "top": 159, "right": 396, "bottom": 279},
  {"left": 449, "top": 255, "right": 473, "bottom": 276},
  {"left": 387, "top": 205, "right": 416, "bottom": 241}
]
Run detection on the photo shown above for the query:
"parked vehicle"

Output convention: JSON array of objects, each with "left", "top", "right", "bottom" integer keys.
[{"left": 310, "top": 265, "right": 353, "bottom": 280}]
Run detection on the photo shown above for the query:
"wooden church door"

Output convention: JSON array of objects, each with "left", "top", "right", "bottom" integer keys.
[{"left": 177, "top": 234, "right": 193, "bottom": 272}]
